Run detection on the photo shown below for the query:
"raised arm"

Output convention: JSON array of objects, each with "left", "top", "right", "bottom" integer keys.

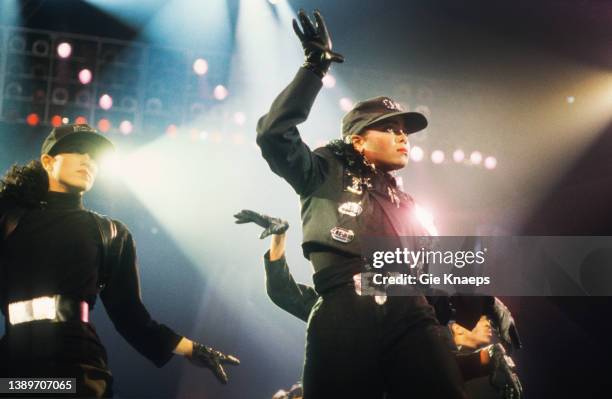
[
  {"left": 256, "top": 10, "right": 343, "bottom": 196},
  {"left": 234, "top": 209, "right": 319, "bottom": 322}
]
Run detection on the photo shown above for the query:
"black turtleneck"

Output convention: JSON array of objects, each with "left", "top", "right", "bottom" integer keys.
[
  {"left": 0, "top": 190, "right": 182, "bottom": 369},
  {"left": 2, "top": 191, "right": 100, "bottom": 304}
]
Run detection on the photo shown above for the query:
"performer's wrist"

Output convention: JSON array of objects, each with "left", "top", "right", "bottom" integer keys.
[{"left": 173, "top": 337, "right": 194, "bottom": 357}]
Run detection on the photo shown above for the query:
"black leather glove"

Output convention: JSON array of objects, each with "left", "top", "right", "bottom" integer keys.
[
  {"left": 292, "top": 9, "right": 344, "bottom": 78},
  {"left": 485, "top": 297, "right": 522, "bottom": 352},
  {"left": 234, "top": 209, "right": 289, "bottom": 239},
  {"left": 488, "top": 343, "right": 524, "bottom": 399},
  {"left": 188, "top": 342, "right": 240, "bottom": 384}
]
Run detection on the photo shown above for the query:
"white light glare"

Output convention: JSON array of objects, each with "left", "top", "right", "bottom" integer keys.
[
  {"left": 193, "top": 58, "right": 209, "bottom": 76},
  {"left": 410, "top": 146, "right": 424, "bottom": 162},
  {"left": 57, "top": 42, "right": 72, "bottom": 58}
]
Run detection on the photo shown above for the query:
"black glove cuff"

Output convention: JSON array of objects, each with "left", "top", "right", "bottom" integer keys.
[{"left": 302, "top": 61, "right": 329, "bottom": 79}]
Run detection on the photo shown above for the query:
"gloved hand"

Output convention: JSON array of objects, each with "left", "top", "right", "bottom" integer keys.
[
  {"left": 292, "top": 9, "right": 344, "bottom": 78},
  {"left": 188, "top": 342, "right": 240, "bottom": 384},
  {"left": 485, "top": 297, "right": 522, "bottom": 352},
  {"left": 488, "top": 343, "right": 524, "bottom": 399},
  {"left": 234, "top": 209, "right": 289, "bottom": 239}
]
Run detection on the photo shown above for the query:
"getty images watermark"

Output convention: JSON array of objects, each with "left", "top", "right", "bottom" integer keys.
[{"left": 358, "top": 236, "right": 612, "bottom": 296}]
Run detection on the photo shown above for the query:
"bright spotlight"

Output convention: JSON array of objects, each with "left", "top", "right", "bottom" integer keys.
[
  {"left": 453, "top": 149, "right": 465, "bottom": 163},
  {"left": 484, "top": 156, "right": 498, "bottom": 170},
  {"left": 99, "top": 94, "right": 113, "bottom": 110},
  {"left": 119, "top": 120, "right": 133, "bottom": 135},
  {"left": 322, "top": 74, "right": 336, "bottom": 89},
  {"left": 166, "top": 124, "right": 178, "bottom": 138},
  {"left": 233, "top": 112, "right": 246, "bottom": 126},
  {"left": 74, "top": 116, "right": 88, "bottom": 125},
  {"left": 26, "top": 113, "right": 40, "bottom": 126},
  {"left": 213, "top": 85, "right": 228, "bottom": 100},
  {"left": 566, "top": 96, "right": 575, "bottom": 104},
  {"left": 78, "top": 69, "right": 93, "bottom": 85},
  {"left": 61, "top": 117, "right": 69, "bottom": 124},
  {"left": 193, "top": 58, "right": 209, "bottom": 76},
  {"left": 51, "top": 115, "right": 62, "bottom": 127},
  {"left": 410, "top": 146, "right": 424, "bottom": 162},
  {"left": 339, "top": 97, "right": 353, "bottom": 112},
  {"left": 99, "top": 152, "right": 121, "bottom": 178},
  {"left": 97, "top": 118, "right": 111, "bottom": 133},
  {"left": 470, "top": 151, "right": 483, "bottom": 165},
  {"left": 414, "top": 204, "right": 439, "bottom": 236},
  {"left": 431, "top": 150, "right": 445, "bottom": 164},
  {"left": 57, "top": 42, "right": 72, "bottom": 58}
]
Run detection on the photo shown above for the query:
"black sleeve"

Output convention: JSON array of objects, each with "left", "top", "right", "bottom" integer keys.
[
  {"left": 100, "top": 222, "right": 182, "bottom": 368},
  {"left": 256, "top": 67, "right": 330, "bottom": 196},
  {"left": 264, "top": 251, "right": 319, "bottom": 323}
]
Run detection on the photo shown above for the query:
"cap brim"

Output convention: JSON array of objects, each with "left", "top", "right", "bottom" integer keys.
[
  {"left": 365, "top": 111, "right": 428, "bottom": 134},
  {"left": 48, "top": 132, "right": 115, "bottom": 157}
]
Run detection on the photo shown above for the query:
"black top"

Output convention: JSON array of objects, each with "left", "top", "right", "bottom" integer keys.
[{"left": 0, "top": 191, "right": 182, "bottom": 368}]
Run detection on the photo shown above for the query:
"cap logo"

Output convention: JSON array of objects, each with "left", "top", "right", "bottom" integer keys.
[
  {"left": 72, "top": 124, "right": 96, "bottom": 133},
  {"left": 382, "top": 98, "right": 404, "bottom": 111}
]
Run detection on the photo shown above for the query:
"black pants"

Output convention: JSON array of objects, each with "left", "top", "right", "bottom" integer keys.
[
  {"left": 1, "top": 322, "right": 114, "bottom": 398},
  {"left": 302, "top": 285, "right": 467, "bottom": 399}
]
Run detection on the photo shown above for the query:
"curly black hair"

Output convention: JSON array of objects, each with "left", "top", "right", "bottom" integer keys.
[{"left": 0, "top": 160, "right": 49, "bottom": 208}]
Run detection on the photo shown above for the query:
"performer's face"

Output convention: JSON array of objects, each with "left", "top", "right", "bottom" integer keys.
[
  {"left": 41, "top": 145, "right": 99, "bottom": 194},
  {"left": 352, "top": 118, "right": 410, "bottom": 171}
]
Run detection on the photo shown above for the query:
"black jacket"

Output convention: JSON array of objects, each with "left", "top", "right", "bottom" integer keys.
[{"left": 257, "top": 68, "right": 427, "bottom": 266}]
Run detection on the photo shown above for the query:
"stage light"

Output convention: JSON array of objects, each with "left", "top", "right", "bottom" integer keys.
[
  {"left": 79, "top": 69, "right": 93, "bottom": 85},
  {"left": 193, "top": 58, "right": 209, "bottom": 76},
  {"left": 75, "top": 116, "right": 88, "bottom": 125},
  {"left": 322, "top": 74, "right": 336, "bottom": 89},
  {"left": 233, "top": 112, "right": 246, "bottom": 126},
  {"left": 99, "top": 94, "right": 113, "bottom": 110},
  {"left": 213, "top": 85, "right": 228, "bottom": 100},
  {"left": 414, "top": 204, "right": 438, "bottom": 236},
  {"left": 431, "top": 150, "right": 445, "bottom": 164},
  {"left": 62, "top": 117, "right": 69, "bottom": 124},
  {"left": 470, "top": 151, "right": 483, "bottom": 165},
  {"left": 453, "top": 149, "right": 465, "bottom": 163},
  {"left": 567, "top": 96, "right": 575, "bottom": 104},
  {"left": 26, "top": 113, "right": 40, "bottom": 126},
  {"left": 166, "top": 124, "right": 178, "bottom": 138},
  {"left": 339, "top": 97, "right": 353, "bottom": 112},
  {"left": 99, "top": 152, "right": 121, "bottom": 178},
  {"left": 97, "top": 118, "right": 111, "bottom": 133},
  {"left": 119, "top": 120, "right": 133, "bottom": 135},
  {"left": 410, "top": 146, "right": 424, "bottom": 162},
  {"left": 57, "top": 42, "right": 72, "bottom": 59},
  {"left": 51, "top": 115, "right": 62, "bottom": 127},
  {"left": 484, "top": 156, "right": 497, "bottom": 170}
]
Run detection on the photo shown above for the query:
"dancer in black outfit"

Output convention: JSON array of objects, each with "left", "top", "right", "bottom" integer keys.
[
  {"left": 0, "top": 124, "right": 239, "bottom": 397},
  {"left": 256, "top": 10, "right": 467, "bottom": 398},
  {"left": 235, "top": 209, "right": 524, "bottom": 399}
]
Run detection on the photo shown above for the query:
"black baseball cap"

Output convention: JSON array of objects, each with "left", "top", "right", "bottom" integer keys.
[
  {"left": 41, "top": 123, "right": 115, "bottom": 158},
  {"left": 341, "top": 96, "right": 428, "bottom": 138}
]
